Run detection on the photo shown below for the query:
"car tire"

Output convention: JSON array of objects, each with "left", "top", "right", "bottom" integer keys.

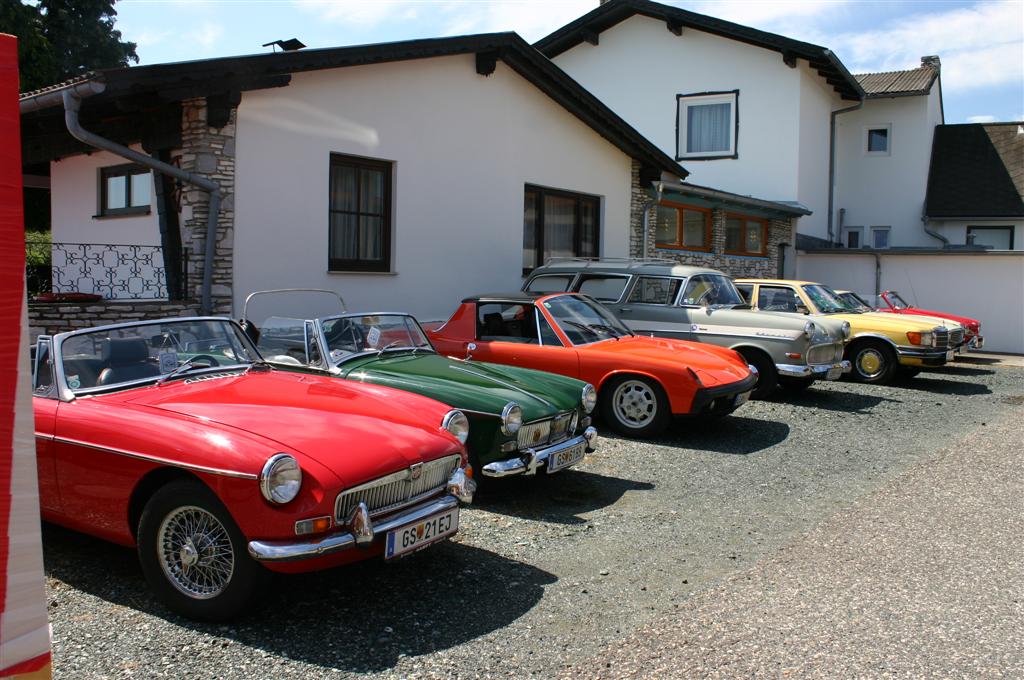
[
  {"left": 736, "top": 349, "right": 777, "bottom": 399},
  {"left": 137, "top": 479, "right": 269, "bottom": 621},
  {"left": 600, "top": 375, "right": 671, "bottom": 438},
  {"left": 778, "top": 376, "right": 815, "bottom": 392},
  {"left": 847, "top": 339, "right": 897, "bottom": 384}
]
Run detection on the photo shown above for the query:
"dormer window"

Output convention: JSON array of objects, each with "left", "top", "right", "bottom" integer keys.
[{"left": 676, "top": 91, "right": 738, "bottom": 160}]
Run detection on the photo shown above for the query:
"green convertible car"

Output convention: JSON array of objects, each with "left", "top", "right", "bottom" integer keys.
[{"left": 239, "top": 290, "right": 598, "bottom": 480}]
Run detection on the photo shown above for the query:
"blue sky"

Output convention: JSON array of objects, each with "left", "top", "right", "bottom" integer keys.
[{"left": 112, "top": 0, "right": 1023, "bottom": 123}]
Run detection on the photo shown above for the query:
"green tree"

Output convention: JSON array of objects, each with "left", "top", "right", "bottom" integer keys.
[{"left": 0, "top": 0, "right": 138, "bottom": 92}]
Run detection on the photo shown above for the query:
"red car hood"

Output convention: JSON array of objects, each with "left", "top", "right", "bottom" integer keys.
[
  {"left": 893, "top": 307, "right": 980, "bottom": 330},
  {"left": 591, "top": 336, "right": 751, "bottom": 387},
  {"left": 124, "top": 369, "right": 462, "bottom": 488}
]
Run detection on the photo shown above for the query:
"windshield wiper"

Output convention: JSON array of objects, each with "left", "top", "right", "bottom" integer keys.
[
  {"left": 377, "top": 340, "right": 402, "bottom": 358},
  {"left": 156, "top": 357, "right": 199, "bottom": 385},
  {"left": 562, "top": 320, "right": 601, "bottom": 339},
  {"left": 588, "top": 323, "right": 624, "bottom": 339}
]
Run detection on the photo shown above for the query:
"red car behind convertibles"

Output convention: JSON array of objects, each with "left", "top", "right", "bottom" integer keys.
[{"left": 872, "top": 291, "right": 982, "bottom": 351}]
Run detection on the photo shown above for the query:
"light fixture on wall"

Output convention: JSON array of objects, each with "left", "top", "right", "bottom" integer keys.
[{"left": 262, "top": 39, "right": 306, "bottom": 52}]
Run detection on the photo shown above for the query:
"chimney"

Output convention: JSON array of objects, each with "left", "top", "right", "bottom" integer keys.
[{"left": 921, "top": 55, "right": 941, "bottom": 70}]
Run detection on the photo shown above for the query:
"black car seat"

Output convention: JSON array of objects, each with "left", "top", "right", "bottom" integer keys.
[
  {"left": 482, "top": 312, "right": 505, "bottom": 338},
  {"left": 96, "top": 338, "right": 161, "bottom": 385}
]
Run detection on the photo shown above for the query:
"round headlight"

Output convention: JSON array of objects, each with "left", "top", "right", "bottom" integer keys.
[
  {"left": 841, "top": 321, "right": 851, "bottom": 339},
  {"left": 803, "top": 321, "right": 816, "bottom": 339},
  {"left": 442, "top": 410, "right": 470, "bottom": 445},
  {"left": 260, "top": 454, "right": 302, "bottom": 504},
  {"left": 500, "top": 402, "right": 523, "bottom": 436},
  {"left": 581, "top": 383, "right": 597, "bottom": 414}
]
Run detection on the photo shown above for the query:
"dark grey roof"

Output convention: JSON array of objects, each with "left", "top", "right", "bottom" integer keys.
[
  {"left": 855, "top": 65, "right": 938, "bottom": 97},
  {"left": 661, "top": 181, "right": 811, "bottom": 218},
  {"left": 535, "top": 0, "right": 863, "bottom": 101},
  {"left": 926, "top": 123, "right": 1024, "bottom": 219},
  {"left": 19, "top": 33, "right": 686, "bottom": 180}
]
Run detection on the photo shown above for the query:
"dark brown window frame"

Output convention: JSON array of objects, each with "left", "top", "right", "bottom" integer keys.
[
  {"left": 97, "top": 163, "right": 151, "bottom": 218},
  {"left": 724, "top": 212, "right": 769, "bottom": 257},
  {"left": 328, "top": 153, "right": 393, "bottom": 273},
  {"left": 654, "top": 200, "right": 713, "bottom": 252},
  {"left": 523, "top": 184, "right": 601, "bottom": 275},
  {"left": 967, "top": 225, "right": 1014, "bottom": 249}
]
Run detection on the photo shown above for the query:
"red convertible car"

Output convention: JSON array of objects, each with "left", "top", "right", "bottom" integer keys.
[
  {"left": 32, "top": 317, "right": 475, "bottom": 620},
  {"left": 427, "top": 293, "right": 756, "bottom": 437},
  {"left": 873, "top": 290, "right": 982, "bottom": 350}
]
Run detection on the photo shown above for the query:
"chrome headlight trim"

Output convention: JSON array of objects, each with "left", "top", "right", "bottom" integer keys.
[
  {"left": 500, "top": 402, "right": 523, "bottom": 435},
  {"left": 260, "top": 453, "right": 302, "bottom": 504},
  {"left": 442, "top": 409, "right": 470, "bottom": 445},
  {"left": 841, "top": 321, "right": 851, "bottom": 339},
  {"left": 803, "top": 321, "right": 816, "bottom": 339},
  {"left": 581, "top": 383, "right": 597, "bottom": 414}
]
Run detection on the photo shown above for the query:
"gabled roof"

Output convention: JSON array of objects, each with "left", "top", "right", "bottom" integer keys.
[
  {"left": 855, "top": 63, "right": 938, "bottom": 98},
  {"left": 19, "top": 33, "right": 686, "bottom": 180},
  {"left": 925, "top": 123, "right": 1024, "bottom": 219},
  {"left": 534, "top": 0, "right": 863, "bottom": 101}
]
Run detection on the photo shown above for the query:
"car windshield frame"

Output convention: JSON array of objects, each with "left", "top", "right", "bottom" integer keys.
[
  {"left": 799, "top": 284, "right": 850, "bottom": 314},
  {"left": 540, "top": 294, "right": 634, "bottom": 346},
  {"left": 678, "top": 273, "right": 746, "bottom": 308},
  {"left": 53, "top": 317, "right": 260, "bottom": 400},
  {"left": 317, "top": 312, "right": 436, "bottom": 367},
  {"left": 887, "top": 292, "right": 911, "bottom": 309}
]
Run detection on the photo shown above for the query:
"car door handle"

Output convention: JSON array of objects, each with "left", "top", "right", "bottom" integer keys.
[{"left": 618, "top": 307, "right": 632, "bottom": 313}]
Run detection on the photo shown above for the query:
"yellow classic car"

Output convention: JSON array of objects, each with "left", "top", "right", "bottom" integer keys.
[{"left": 734, "top": 279, "right": 964, "bottom": 384}]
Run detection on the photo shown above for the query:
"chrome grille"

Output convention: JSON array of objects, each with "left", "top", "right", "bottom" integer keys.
[
  {"left": 934, "top": 327, "right": 950, "bottom": 349},
  {"left": 950, "top": 328, "right": 964, "bottom": 346},
  {"left": 517, "top": 413, "right": 574, "bottom": 450},
  {"left": 807, "top": 343, "right": 842, "bottom": 366},
  {"left": 334, "top": 454, "right": 460, "bottom": 522}
]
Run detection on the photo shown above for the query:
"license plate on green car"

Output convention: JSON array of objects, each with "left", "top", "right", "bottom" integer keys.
[{"left": 547, "top": 442, "right": 586, "bottom": 473}]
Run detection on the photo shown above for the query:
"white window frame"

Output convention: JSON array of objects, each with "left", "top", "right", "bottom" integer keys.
[
  {"left": 676, "top": 90, "right": 738, "bottom": 160},
  {"left": 842, "top": 226, "right": 864, "bottom": 249},
  {"left": 865, "top": 124, "right": 892, "bottom": 156},
  {"left": 870, "top": 226, "right": 891, "bottom": 249}
]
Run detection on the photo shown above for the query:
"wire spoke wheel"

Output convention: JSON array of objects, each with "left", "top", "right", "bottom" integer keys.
[
  {"left": 611, "top": 380, "right": 658, "bottom": 429},
  {"left": 157, "top": 505, "right": 235, "bottom": 600}
]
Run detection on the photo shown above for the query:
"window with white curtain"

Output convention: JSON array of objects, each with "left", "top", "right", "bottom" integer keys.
[
  {"left": 522, "top": 185, "right": 600, "bottom": 273},
  {"left": 676, "top": 91, "right": 738, "bottom": 159},
  {"left": 328, "top": 154, "right": 392, "bottom": 272}
]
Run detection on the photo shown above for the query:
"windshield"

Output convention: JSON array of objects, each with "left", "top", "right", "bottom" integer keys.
[
  {"left": 541, "top": 295, "right": 632, "bottom": 345},
  {"left": 888, "top": 292, "right": 911, "bottom": 309},
  {"left": 58, "top": 319, "right": 258, "bottom": 393},
  {"left": 801, "top": 285, "right": 850, "bottom": 314},
  {"left": 680, "top": 274, "right": 745, "bottom": 307},
  {"left": 837, "top": 292, "right": 872, "bottom": 312},
  {"left": 322, "top": 314, "right": 432, "bottom": 363}
]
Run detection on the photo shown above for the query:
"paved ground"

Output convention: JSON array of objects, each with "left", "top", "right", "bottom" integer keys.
[{"left": 43, "top": 358, "right": 1023, "bottom": 678}]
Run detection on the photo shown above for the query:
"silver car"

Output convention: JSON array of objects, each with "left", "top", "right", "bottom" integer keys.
[{"left": 523, "top": 259, "right": 850, "bottom": 398}]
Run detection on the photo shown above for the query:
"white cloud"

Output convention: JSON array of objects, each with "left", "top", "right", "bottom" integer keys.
[
  {"left": 189, "top": 22, "right": 225, "bottom": 51},
  {"left": 682, "top": 0, "right": 848, "bottom": 28},
  {"left": 967, "top": 114, "right": 997, "bottom": 123},
  {"left": 294, "top": 0, "right": 421, "bottom": 26}
]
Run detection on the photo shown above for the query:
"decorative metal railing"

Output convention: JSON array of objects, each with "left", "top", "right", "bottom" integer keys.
[{"left": 25, "top": 241, "right": 186, "bottom": 301}]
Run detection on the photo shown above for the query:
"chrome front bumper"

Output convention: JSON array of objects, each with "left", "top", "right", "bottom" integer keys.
[
  {"left": 481, "top": 427, "right": 597, "bottom": 478},
  {"left": 248, "top": 494, "right": 460, "bottom": 563},
  {"left": 776, "top": 360, "right": 851, "bottom": 380},
  {"left": 895, "top": 346, "right": 949, "bottom": 360}
]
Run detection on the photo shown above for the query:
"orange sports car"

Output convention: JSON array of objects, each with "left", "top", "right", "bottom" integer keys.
[{"left": 427, "top": 292, "right": 756, "bottom": 438}]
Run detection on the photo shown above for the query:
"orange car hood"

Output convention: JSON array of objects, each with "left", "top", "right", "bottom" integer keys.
[{"left": 587, "top": 336, "right": 751, "bottom": 387}]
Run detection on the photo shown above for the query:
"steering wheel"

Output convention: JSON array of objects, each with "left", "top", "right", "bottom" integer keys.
[
  {"left": 693, "top": 287, "right": 714, "bottom": 306},
  {"left": 324, "top": 319, "right": 366, "bottom": 353},
  {"left": 188, "top": 354, "right": 221, "bottom": 367}
]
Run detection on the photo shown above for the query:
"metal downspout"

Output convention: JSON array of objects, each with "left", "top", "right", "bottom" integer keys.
[
  {"left": 641, "top": 182, "right": 664, "bottom": 257},
  {"left": 828, "top": 101, "right": 863, "bottom": 244},
  {"left": 921, "top": 211, "right": 949, "bottom": 246},
  {"left": 56, "top": 89, "right": 223, "bottom": 314},
  {"left": 872, "top": 251, "right": 881, "bottom": 297}
]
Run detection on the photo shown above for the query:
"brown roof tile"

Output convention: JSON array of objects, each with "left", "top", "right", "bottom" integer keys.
[{"left": 855, "top": 65, "right": 937, "bottom": 97}]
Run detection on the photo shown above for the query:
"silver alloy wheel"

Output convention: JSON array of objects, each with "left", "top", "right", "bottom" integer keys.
[
  {"left": 854, "top": 347, "right": 887, "bottom": 379},
  {"left": 157, "top": 505, "right": 235, "bottom": 600},
  {"left": 611, "top": 380, "right": 658, "bottom": 429}
]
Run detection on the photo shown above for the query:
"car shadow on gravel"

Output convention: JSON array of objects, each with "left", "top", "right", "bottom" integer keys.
[
  {"left": 655, "top": 416, "right": 790, "bottom": 455},
  {"left": 771, "top": 389, "right": 900, "bottom": 414},
  {"left": 43, "top": 524, "right": 555, "bottom": 673},
  {"left": 924, "top": 365, "right": 996, "bottom": 377},
  {"left": 475, "top": 470, "right": 654, "bottom": 525},
  {"left": 890, "top": 375, "right": 992, "bottom": 396}
]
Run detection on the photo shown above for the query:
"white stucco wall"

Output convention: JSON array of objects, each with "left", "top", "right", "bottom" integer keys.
[
  {"left": 833, "top": 89, "right": 940, "bottom": 248},
  {"left": 796, "top": 251, "right": 1024, "bottom": 353},
  {"left": 49, "top": 146, "right": 160, "bottom": 246},
  {"left": 552, "top": 14, "right": 843, "bottom": 239},
  {"left": 929, "top": 219, "right": 1024, "bottom": 249},
  {"left": 232, "top": 55, "right": 634, "bottom": 322}
]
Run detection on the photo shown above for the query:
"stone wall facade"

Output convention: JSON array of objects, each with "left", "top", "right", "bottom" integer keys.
[
  {"left": 28, "top": 301, "right": 202, "bottom": 341},
  {"left": 177, "top": 99, "right": 236, "bottom": 315},
  {"left": 629, "top": 162, "right": 793, "bottom": 278}
]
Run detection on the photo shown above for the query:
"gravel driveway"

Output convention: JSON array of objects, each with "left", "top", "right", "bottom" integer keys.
[{"left": 43, "top": 358, "right": 1023, "bottom": 678}]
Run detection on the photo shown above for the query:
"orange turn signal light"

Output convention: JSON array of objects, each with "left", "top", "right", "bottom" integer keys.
[
  {"left": 294, "top": 516, "right": 332, "bottom": 536},
  {"left": 906, "top": 331, "right": 922, "bottom": 345},
  {"left": 786, "top": 353, "right": 801, "bottom": 359},
  {"left": 464, "top": 465, "right": 474, "bottom": 479}
]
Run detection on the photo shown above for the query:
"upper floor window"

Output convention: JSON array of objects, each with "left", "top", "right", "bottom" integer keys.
[
  {"left": 967, "top": 226, "right": 1014, "bottom": 249},
  {"left": 870, "top": 226, "right": 891, "bottom": 249},
  {"left": 843, "top": 226, "right": 863, "bottom": 249},
  {"left": 725, "top": 213, "right": 768, "bottom": 256},
  {"left": 523, "top": 185, "right": 600, "bottom": 274},
  {"left": 866, "top": 125, "right": 891, "bottom": 155},
  {"left": 655, "top": 202, "right": 711, "bottom": 251},
  {"left": 676, "top": 91, "right": 738, "bottom": 160},
  {"left": 98, "top": 164, "right": 151, "bottom": 217},
  {"left": 329, "top": 153, "right": 392, "bottom": 272}
]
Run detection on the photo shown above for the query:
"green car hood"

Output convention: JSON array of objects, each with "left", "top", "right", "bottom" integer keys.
[{"left": 335, "top": 352, "right": 583, "bottom": 421}]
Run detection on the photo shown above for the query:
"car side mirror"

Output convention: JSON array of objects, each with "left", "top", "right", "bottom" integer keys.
[{"left": 466, "top": 342, "right": 476, "bottom": 361}]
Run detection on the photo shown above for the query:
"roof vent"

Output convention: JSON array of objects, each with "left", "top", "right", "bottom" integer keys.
[{"left": 262, "top": 39, "right": 306, "bottom": 52}]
